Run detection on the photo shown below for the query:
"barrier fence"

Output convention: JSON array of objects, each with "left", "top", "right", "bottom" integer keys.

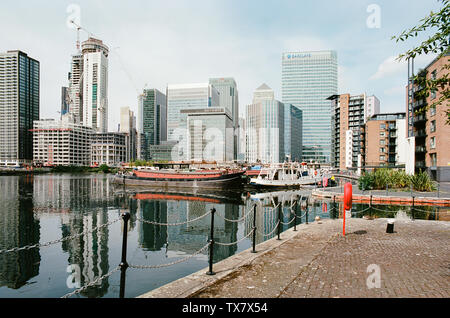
[{"left": 0, "top": 194, "right": 448, "bottom": 298}]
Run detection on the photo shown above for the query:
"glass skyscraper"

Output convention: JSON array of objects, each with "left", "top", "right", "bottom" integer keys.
[
  {"left": 0, "top": 50, "right": 39, "bottom": 166},
  {"left": 282, "top": 50, "right": 337, "bottom": 163},
  {"left": 138, "top": 88, "right": 167, "bottom": 160}
]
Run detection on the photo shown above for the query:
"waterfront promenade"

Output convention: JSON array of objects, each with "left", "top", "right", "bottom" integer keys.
[{"left": 139, "top": 217, "right": 450, "bottom": 298}]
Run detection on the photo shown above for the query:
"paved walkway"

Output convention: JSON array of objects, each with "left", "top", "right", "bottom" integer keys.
[{"left": 187, "top": 218, "right": 450, "bottom": 298}]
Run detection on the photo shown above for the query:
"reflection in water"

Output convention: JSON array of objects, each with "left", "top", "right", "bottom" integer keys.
[
  {"left": 0, "top": 176, "right": 40, "bottom": 289},
  {"left": 0, "top": 174, "right": 448, "bottom": 298}
]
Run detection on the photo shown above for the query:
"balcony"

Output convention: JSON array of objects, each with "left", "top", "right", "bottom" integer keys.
[
  {"left": 414, "top": 130, "right": 426, "bottom": 137},
  {"left": 413, "top": 114, "right": 427, "bottom": 123},
  {"left": 415, "top": 146, "right": 426, "bottom": 153}
]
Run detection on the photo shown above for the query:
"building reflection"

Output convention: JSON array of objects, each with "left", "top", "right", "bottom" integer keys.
[
  {"left": 0, "top": 176, "right": 40, "bottom": 289},
  {"left": 134, "top": 193, "right": 240, "bottom": 263},
  {"left": 31, "top": 174, "right": 118, "bottom": 298}
]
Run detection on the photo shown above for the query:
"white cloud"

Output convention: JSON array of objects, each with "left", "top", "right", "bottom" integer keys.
[{"left": 370, "top": 54, "right": 435, "bottom": 80}]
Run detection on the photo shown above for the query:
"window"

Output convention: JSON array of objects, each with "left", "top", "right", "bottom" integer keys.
[
  {"left": 430, "top": 153, "right": 437, "bottom": 166},
  {"left": 430, "top": 120, "right": 436, "bottom": 133},
  {"left": 380, "top": 155, "right": 385, "bottom": 161},
  {"left": 380, "top": 147, "right": 385, "bottom": 153},
  {"left": 430, "top": 106, "right": 436, "bottom": 116},
  {"left": 380, "top": 140, "right": 385, "bottom": 146},
  {"left": 380, "top": 131, "right": 386, "bottom": 137},
  {"left": 380, "top": 123, "right": 386, "bottom": 130},
  {"left": 430, "top": 137, "right": 436, "bottom": 149}
]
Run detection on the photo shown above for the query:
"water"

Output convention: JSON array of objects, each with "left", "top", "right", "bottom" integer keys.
[{"left": 0, "top": 174, "right": 447, "bottom": 298}]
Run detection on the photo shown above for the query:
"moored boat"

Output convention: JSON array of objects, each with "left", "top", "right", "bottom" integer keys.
[
  {"left": 249, "top": 163, "right": 327, "bottom": 188},
  {"left": 113, "top": 163, "right": 244, "bottom": 189}
]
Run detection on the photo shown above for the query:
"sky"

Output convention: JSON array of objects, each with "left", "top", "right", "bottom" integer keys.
[{"left": 0, "top": 0, "right": 443, "bottom": 131}]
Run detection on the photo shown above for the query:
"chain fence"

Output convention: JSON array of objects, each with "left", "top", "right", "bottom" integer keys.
[{"left": 0, "top": 217, "right": 121, "bottom": 255}]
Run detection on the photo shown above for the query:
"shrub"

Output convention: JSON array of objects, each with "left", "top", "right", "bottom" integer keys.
[
  {"left": 358, "top": 173, "right": 374, "bottom": 190},
  {"left": 99, "top": 164, "right": 110, "bottom": 173},
  {"left": 410, "top": 170, "right": 436, "bottom": 192}
]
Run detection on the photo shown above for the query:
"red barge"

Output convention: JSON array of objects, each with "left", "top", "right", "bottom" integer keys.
[{"left": 113, "top": 162, "right": 245, "bottom": 189}]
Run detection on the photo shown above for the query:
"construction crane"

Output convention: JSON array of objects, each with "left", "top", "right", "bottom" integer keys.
[{"left": 69, "top": 19, "right": 95, "bottom": 52}]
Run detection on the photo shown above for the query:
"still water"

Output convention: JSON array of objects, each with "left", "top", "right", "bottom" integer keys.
[{"left": 0, "top": 174, "right": 447, "bottom": 298}]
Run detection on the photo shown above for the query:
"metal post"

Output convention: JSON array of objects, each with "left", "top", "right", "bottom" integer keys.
[
  {"left": 206, "top": 208, "right": 216, "bottom": 275},
  {"left": 293, "top": 200, "right": 297, "bottom": 232},
  {"left": 411, "top": 196, "right": 415, "bottom": 220},
  {"left": 437, "top": 183, "right": 440, "bottom": 198},
  {"left": 277, "top": 204, "right": 282, "bottom": 240},
  {"left": 251, "top": 204, "right": 257, "bottom": 253},
  {"left": 333, "top": 195, "right": 336, "bottom": 219},
  {"left": 306, "top": 197, "right": 309, "bottom": 225},
  {"left": 119, "top": 212, "right": 130, "bottom": 298},
  {"left": 369, "top": 195, "right": 373, "bottom": 217}
]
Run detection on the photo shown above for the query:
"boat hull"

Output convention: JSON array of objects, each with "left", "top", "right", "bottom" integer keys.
[{"left": 112, "top": 171, "right": 245, "bottom": 189}]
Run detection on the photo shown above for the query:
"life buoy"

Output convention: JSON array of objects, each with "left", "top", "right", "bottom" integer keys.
[{"left": 344, "top": 183, "right": 352, "bottom": 211}]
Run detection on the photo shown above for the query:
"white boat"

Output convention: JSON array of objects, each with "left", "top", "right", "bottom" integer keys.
[{"left": 249, "top": 163, "right": 325, "bottom": 188}]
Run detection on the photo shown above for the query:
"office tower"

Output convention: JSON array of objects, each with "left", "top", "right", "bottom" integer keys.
[
  {"left": 329, "top": 93, "right": 380, "bottom": 170},
  {"left": 120, "top": 106, "right": 138, "bottom": 163},
  {"left": 209, "top": 78, "right": 239, "bottom": 160},
  {"left": 238, "top": 117, "right": 246, "bottom": 161},
  {"left": 81, "top": 38, "right": 109, "bottom": 132},
  {"left": 0, "top": 50, "right": 40, "bottom": 167},
  {"left": 246, "top": 84, "right": 285, "bottom": 163},
  {"left": 253, "top": 83, "right": 275, "bottom": 104},
  {"left": 68, "top": 54, "right": 83, "bottom": 123},
  {"left": 61, "top": 87, "right": 70, "bottom": 116},
  {"left": 166, "top": 83, "right": 220, "bottom": 160},
  {"left": 32, "top": 114, "right": 93, "bottom": 167},
  {"left": 284, "top": 104, "right": 303, "bottom": 162},
  {"left": 282, "top": 50, "right": 338, "bottom": 163},
  {"left": 138, "top": 88, "right": 167, "bottom": 160},
  {"left": 183, "top": 107, "right": 233, "bottom": 162},
  {"left": 360, "top": 112, "right": 407, "bottom": 169}
]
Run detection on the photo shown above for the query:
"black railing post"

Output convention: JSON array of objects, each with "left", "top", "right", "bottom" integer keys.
[
  {"left": 369, "top": 195, "right": 373, "bottom": 217},
  {"left": 119, "top": 212, "right": 130, "bottom": 298},
  {"left": 252, "top": 204, "right": 257, "bottom": 253},
  {"left": 411, "top": 196, "right": 415, "bottom": 220},
  {"left": 293, "top": 200, "right": 297, "bottom": 232},
  {"left": 277, "top": 204, "right": 282, "bottom": 240},
  {"left": 206, "top": 208, "right": 216, "bottom": 275},
  {"left": 306, "top": 197, "right": 309, "bottom": 225}
]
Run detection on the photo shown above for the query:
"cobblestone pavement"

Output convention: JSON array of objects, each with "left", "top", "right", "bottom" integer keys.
[{"left": 192, "top": 218, "right": 450, "bottom": 298}]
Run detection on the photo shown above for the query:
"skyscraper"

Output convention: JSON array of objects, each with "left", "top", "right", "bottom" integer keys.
[
  {"left": 209, "top": 78, "right": 239, "bottom": 159},
  {"left": 166, "top": 83, "right": 219, "bottom": 160},
  {"left": 82, "top": 38, "right": 109, "bottom": 132},
  {"left": 138, "top": 88, "right": 167, "bottom": 160},
  {"left": 68, "top": 54, "right": 83, "bottom": 123},
  {"left": 0, "top": 50, "right": 40, "bottom": 167},
  {"left": 246, "top": 84, "right": 285, "bottom": 163},
  {"left": 282, "top": 50, "right": 337, "bottom": 163},
  {"left": 120, "top": 106, "right": 138, "bottom": 163}
]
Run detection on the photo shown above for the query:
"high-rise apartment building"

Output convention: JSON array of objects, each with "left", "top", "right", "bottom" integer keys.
[
  {"left": 166, "top": 83, "right": 219, "bottom": 160},
  {"left": 407, "top": 53, "right": 450, "bottom": 181},
  {"left": 282, "top": 50, "right": 338, "bottom": 163},
  {"left": 209, "top": 78, "right": 239, "bottom": 160},
  {"left": 360, "top": 112, "right": 407, "bottom": 169},
  {"left": 138, "top": 88, "right": 167, "bottom": 160},
  {"left": 68, "top": 54, "right": 83, "bottom": 123},
  {"left": 81, "top": 38, "right": 109, "bottom": 132},
  {"left": 329, "top": 93, "right": 380, "bottom": 170},
  {"left": 0, "top": 50, "right": 40, "bottom": 167}
]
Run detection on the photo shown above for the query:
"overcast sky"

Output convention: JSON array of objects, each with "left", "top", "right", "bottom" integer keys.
[{"left": 0, "top": 0, "right": 442, "bottom": 131}]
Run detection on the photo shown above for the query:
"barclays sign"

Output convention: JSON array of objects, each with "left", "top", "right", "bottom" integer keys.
[{"left": 285, "top": 53, "right": 312, "bottom": 59}]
